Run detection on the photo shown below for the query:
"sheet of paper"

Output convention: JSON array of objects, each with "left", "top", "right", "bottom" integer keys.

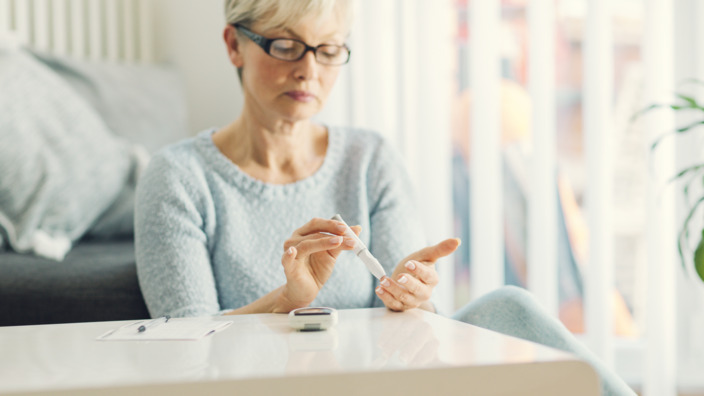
[{"left": 97, "top": 318, "right": 232, "bottom": 341}]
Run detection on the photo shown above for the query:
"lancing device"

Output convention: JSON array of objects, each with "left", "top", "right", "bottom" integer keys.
[{"left": 332, "top": 214, "right": 387, "bottom": 280}]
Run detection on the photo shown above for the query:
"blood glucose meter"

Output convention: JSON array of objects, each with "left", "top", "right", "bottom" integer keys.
[{"left": 288, "top": 307, "right": 338, "bottom": 331}]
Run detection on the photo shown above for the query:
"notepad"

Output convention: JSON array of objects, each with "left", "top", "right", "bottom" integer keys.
[{"left": 97, "top": 318, "right": 232, "bottom": 341}]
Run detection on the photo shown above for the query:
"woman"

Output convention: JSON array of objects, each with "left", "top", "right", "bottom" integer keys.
[{"left": 135, "top": 1, "right": 634, "bottom": 395}]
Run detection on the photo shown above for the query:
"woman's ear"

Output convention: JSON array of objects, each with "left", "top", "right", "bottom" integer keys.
[{"left": 223, "top": 25, "right": 244, "bottom": 68}]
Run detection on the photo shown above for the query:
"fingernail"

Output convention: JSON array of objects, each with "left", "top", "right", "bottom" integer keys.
[
  {"left": 381, "top": 278, "right": 390, "bottom": 287},
  {"left": 344, "top": 238, "right": 356, "bottom": 247},
  {"left": 287, "top": 247, "right": 295, "bottom": 256},
  {"left": 398, "top": 275, "right": 408, "bottom": 284},
  {"left": 329, "top": 236, "right": 342, "bottom": 244},
  {"left": 376, "top": 287, "right": 384, "bottom": 295},
  {"left": 405, "top": 261, "right": 416, "bottom": 271},
  {"left": 337, "top": 224, "right": 348, "bottom": 233}
]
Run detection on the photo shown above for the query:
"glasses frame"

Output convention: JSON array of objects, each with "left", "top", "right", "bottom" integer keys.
[{"left": 232, "top": 24, "right": 351, "bottom": 66}]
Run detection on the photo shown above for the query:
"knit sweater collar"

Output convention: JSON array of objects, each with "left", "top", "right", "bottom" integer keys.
[{"left": 195, "top": 126, "right": 342, "bottom": 199}]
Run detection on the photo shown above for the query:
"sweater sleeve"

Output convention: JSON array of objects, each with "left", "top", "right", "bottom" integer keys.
[
  {"left": 134, "top": 152, "right": 220, "bottom": 318},
  {"left": 365, "top": 137, "right": 430, "bottom": 308}
]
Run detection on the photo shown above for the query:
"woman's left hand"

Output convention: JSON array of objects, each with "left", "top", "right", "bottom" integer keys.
[{"left": 375, "top": 238, "right": 461, "bottom": 312}]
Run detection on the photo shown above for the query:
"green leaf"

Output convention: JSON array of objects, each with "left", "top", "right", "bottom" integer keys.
[
  {"left": 674, "top": 93, "right": 704, "bottom": 113},
  {"left": 678, "top": 196, "right": 704, "bottom": 273},
  {"left": 668, "top": 163, "right": 704, "bottom": 184},
  {"left": 682, "top": 171, "right": 704, "bottom": 202},
  {"left": 651, "top": 122, "right": 704, "bottom": 151},
  {"left": 676, "top": 120, "right": 704, "bottom": 133},
  {"left": 674, "top": 93, "right": 704, "bottom": 110},
  {"left": 650, "top": 132, "right": 674, "bottom": 151},
  {"left": 693, "top": 231, "right": 704, "bottom": 282},
  {"left": 631, "top": 103, "right": 664, "bottom": 123}
]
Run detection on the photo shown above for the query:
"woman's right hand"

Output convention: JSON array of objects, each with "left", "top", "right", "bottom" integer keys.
[{"left": 276, "top": 218, "right": 360, "bottom": 312}]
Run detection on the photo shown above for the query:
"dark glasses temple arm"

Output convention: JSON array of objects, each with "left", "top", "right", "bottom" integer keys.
[{"left": 232, "top": 24, "right": 271, "bottom": 51}]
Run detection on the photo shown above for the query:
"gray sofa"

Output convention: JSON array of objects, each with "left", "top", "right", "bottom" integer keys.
[
  {"left": 0, "top": 239, "right": 149, "bottom": 326},
  {"left": 0, "top": 48, "right": 188, "bottom": 327}
]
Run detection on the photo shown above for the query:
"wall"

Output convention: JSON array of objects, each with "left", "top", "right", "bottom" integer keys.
[{"left": 152, "top": 0, "right": 242, "bottom": 134}]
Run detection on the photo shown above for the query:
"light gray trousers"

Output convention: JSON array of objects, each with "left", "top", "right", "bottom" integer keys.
[{"left": 452, "top": 286, "right": 637, "bottom": 396}]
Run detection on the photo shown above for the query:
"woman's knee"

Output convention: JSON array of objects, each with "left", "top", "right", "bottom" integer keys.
[
  {"left": 453, "top": 285, "right": 575, "bottom": 350},
  {"left": 470, "top": 285, "right": 539, "bottom": 313},
  {"left": 452, "top": 285, "right": 545, "bottom": 329},
  {"left": 490, "top": 285, "right": 541, "bottom": 311},
  {"left": 485, "top": 285, "right": 533, "bottom": 301}
]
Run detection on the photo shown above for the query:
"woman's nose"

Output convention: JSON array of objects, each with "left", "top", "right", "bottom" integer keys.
[{"left": 293, "top": 50, "right": 319, "bottom": 80}]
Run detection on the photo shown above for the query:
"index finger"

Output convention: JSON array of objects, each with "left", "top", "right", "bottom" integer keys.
[{"left": 294, "top": 217, "right": 348, "bottom": 237}]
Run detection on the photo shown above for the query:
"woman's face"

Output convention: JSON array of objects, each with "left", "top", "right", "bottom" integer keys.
[{"left": 232, "top": 15, "right": 347, "bottom": 125}]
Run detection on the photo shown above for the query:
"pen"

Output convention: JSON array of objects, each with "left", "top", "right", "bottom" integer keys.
[
  {"left": 332, "top": 214, "right": 387, "bottom": 280},
  {"left": 137, "top": 315, "right": 170, "bottom": 333}
]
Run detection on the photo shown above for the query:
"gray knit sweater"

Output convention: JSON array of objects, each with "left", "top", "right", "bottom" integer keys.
[{"left": 135, "top": 127, "right": 426, "bottom": 318}]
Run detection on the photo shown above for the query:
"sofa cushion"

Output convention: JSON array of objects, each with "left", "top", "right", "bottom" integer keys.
[
  {"left": 0, "top": 46, "right": 135, "bottom": 260},
  {"left": 0, "top": 239, "right": 149, "bottom": 326}
]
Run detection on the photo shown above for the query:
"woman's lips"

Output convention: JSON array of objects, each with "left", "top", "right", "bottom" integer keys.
[{"left": 286, "top": 91, "right": 315, "bottom": 102}]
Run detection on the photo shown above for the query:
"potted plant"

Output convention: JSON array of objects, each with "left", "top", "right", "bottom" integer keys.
[{"left": 633, "top": 79, "right": 704, "bottom": 283}]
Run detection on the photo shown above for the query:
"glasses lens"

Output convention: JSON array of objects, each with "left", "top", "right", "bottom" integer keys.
[
  {"left": 270, "top": 39, "right": 305, "bottom": 61},
  {"left": 316, "top": 45, "right": 350, "bottom": 65}
]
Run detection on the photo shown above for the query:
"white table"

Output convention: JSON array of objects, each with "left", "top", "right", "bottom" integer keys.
[{"left": 0, "top": 308, "right": 599, "bottom": 395}]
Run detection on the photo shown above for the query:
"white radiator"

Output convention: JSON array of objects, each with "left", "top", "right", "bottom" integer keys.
[{"left": 0, "top": 0, "right": 154, "bottom": 63}]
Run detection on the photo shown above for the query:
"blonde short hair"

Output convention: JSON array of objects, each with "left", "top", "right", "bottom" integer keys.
[{"left": 224, "top": 0, "right": 354, "bottom": 34}]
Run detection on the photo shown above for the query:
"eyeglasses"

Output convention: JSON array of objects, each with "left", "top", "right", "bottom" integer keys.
[{"left": 233, "top": 24, "right": 351, "bottom": 66}]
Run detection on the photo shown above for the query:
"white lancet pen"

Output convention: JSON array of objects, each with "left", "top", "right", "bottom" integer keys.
[{"left": 331, "top": 214, "right": 387, "bottom": 280}]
